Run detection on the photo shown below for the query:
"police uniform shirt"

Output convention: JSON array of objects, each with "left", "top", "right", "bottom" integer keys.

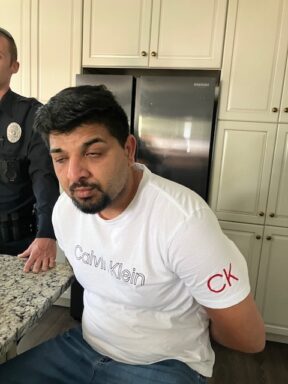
[{"left": 0, "top": 89, "right": 59, "bottom": 239}]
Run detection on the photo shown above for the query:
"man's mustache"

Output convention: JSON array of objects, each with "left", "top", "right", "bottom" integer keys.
[{"left": 69, "top": 181, "right": 103, "bottom": 193}]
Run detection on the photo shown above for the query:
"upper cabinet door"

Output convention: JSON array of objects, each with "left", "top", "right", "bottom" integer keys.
[
  {"left": 30, "top": 0, "right": 83, "bottom": 103},
  {"left": 219, "top": 0, "right": 288, "bottom": 122},
  {"left": 82, "top": 0, "right": 152, "bottom": 67},
  {"left": 0, "top": 0, "right": 82, "bottom": 102},
  {"left": 209, "top": 121, "right": 277, "bottom": 224},
  {"left": 0, "top": 0, "right": 32, "bottom": 96},
  {"left": 149, "top": 0, "right": 228, "bottom": 69},
  {"left": 279, "top": 60, "right": 288, "bottom": 123},
  {"left": 265, "top": 124, "right": 288, "bottom": 227},
  {"left": 82, "top": 0, "right": 227, "bottom": 69}
]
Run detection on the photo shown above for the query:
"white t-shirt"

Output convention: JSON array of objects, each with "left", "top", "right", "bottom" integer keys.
[{"left": 53, "top": 164, "right": 250, "bottom": 377}]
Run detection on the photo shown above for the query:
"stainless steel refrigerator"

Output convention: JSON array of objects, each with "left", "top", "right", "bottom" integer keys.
[{"left": 76, "top": 73, "right": 217, "bottom": 201}]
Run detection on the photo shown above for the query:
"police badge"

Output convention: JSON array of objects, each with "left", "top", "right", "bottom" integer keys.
[{"left": 7, "top": 122, "right": 22, "bottom": 143}]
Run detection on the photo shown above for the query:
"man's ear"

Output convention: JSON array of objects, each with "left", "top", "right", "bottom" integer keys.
[
  {"left": 11, "top": 61, "right": 19, "bottom": 74},
  {"left": 125, "top": 135, "right": 137, "bottom": 165}
]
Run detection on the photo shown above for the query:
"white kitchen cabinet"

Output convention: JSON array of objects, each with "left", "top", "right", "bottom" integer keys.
[
  {"left": 82, "top": 0, "right": 228, "bottom": 69},
  {"left": 30, "top": 0, "right": 82, "bottom": 103},
  {"left": 209, "top": 0, "right": 288, "bottom": 342},
  {"left": 210, "top": 121, "right": 288, "bottom": 341},
  {"left": 209, "top": 121, "right": 277, "bottom": 225},
  {"left": 220, "top": 222, "right": 288, "bottom": 339},
  {"left": 218, "top": 0, "right": 288, "bottom": 122},
  {"left": 0, "top": 0, "right": 32, "bottom": 96},
  {"left": 210, "top": 121, "right": 288, "bottom": 228},
  {"left": 82, "top": 0, "right": 152, "bottom": 67},
  {"left": 0, "top": 0, "right": 82, "bottom": 102},
  {"left": 220, "top": 221, "right": 263, "bottom": 296},
  {"left": 255, "top": 226, "right": 288, "bottom": 337},
  {"left": 265, "top": 124, "right": 288, "bottom": 227},
  {"left": 279, "top": 64, "right": 288, "bottom": 123},
  {"left": 149, "top": 0, "right": 227, "bottom": 69}
]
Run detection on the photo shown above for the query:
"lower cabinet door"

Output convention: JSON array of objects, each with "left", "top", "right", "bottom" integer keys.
[
  {"left": 255, "top": 226, "right": 288, "bottom": 336},
  {"left": 219, "top": 221, "right": 263, "bottom": 296}
]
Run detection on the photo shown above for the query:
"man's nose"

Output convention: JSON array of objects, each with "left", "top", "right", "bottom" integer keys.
[{"left": 67, "top": 158, "right": 90, "bottom": 182}]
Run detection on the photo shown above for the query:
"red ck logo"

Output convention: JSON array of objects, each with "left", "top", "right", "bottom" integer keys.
[{"left": 207, "top": 263, "right": 239, "bottom": 293}]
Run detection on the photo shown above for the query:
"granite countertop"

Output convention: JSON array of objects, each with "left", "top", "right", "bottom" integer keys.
[{"left": 0, "top": 255, "right": 74, "bottom": 356}]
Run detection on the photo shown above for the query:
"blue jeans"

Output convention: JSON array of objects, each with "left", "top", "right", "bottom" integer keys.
[{"left": 0, "top": 326, "right": 207, "bottom": 384}]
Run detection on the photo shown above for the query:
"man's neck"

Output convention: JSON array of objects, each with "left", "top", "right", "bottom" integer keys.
[{"left": 0, "top": 85, "right": 10, "bottom": 101}]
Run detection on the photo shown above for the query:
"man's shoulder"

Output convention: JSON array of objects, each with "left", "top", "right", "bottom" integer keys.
[
  {"left": 146, "top": 171, "right": 208, "bottom": 216},
  {"left": 11, "top": 91, "right": 41, "bottom": 108}
]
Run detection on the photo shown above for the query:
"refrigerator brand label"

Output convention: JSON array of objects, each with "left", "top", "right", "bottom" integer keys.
[{"left": 193, "top": 82, "right": 210, "bottom": 87}]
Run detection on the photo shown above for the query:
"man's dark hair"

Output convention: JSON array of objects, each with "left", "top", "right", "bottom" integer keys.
[
  {"left": 0, "top": 27, "right": 18, "bottom": 63},
  {"left": 34, "top": 85, "right": 130, "bottom": 148}
]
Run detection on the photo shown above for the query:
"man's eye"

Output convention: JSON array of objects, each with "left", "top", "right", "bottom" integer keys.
[
  {"left": 53, "top": 157, "right": 67, "bottom": 164},
  {"left": 85, "top": 152, "right": 101, "bottom": 157}
]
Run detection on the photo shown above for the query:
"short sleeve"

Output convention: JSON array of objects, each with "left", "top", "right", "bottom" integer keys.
[{"left": 167, "top": 208, "right": 250, "bottom": 309}]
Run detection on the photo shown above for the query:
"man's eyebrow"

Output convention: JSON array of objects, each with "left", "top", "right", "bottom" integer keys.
[
  {"left": 50, "top": 148, "right": 62, "bottom": 154},
  {"left": 84, "top": 137, "right": 106, "bottom": 147},
  {"left": 49, "top": 137, "right": 107, "bottom": 154}
]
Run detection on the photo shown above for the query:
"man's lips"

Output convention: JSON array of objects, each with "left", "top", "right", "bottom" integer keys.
[
  {"left": 70, "top": 182, "right": 102, "bottom": 199},
  {"left": 72, "top": 187, "right": 95, "bottom": 199}
]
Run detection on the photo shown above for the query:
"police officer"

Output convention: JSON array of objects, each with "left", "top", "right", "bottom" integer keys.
[{"left": 0, "top": 27, "right": 59, "bottom": 273}]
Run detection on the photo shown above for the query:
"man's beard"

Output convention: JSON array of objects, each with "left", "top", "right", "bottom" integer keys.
[{"left": 69, "top": 181, "right": 112, "bottom": 214}]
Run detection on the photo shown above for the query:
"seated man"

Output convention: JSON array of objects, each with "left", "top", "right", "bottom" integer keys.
[{"left": 0, "top": 85, "right": 265, "bottom": 384}]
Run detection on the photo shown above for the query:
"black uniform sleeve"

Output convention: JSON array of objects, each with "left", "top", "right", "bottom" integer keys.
[{"left": 26, "top": 102, "right": 59, "bottom": 239}]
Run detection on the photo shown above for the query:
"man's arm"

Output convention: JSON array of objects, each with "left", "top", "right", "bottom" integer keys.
[
  {"left": 205, "top": 293, "right": 265, "bottom": 353},
  {"left": 18, "top": 100, "right": 59, "bottom": 273}
]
